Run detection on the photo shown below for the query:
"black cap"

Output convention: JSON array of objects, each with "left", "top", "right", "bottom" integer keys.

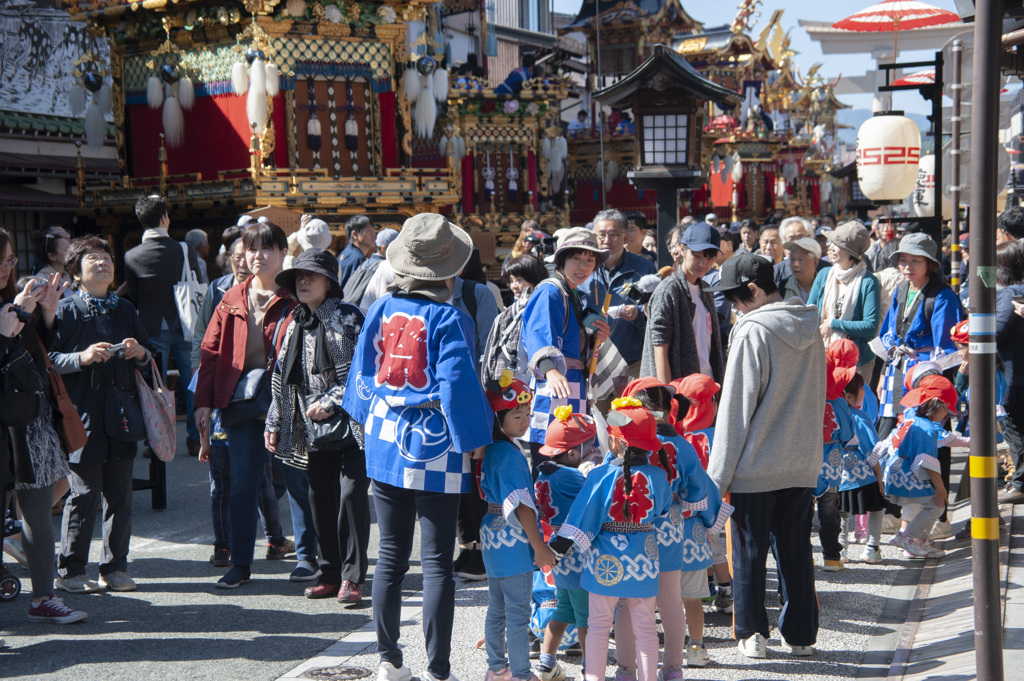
[
  {"left": 704, "top": 252, "right": 775, "bottom": 294},
  {"left": 275, "top": 248, "right": 343, "bottom": 298}
]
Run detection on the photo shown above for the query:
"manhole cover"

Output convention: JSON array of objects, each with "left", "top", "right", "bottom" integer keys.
[{"left": 302, "top": 665, "right": 374, "bottom": 680}]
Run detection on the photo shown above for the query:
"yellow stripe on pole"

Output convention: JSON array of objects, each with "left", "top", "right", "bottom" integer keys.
[
  {"left": 970, "top": 455, "right": 998, "bottom": 478},
  {"left": 972, "top": 517, "right": 1000, "bottom": 540}
]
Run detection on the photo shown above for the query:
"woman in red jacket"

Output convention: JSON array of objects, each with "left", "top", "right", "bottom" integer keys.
[{"left": 194, "top": 221, "right": 319, "bottom": 589}]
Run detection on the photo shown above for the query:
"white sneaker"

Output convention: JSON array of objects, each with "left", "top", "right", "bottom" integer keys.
[
  {"left": 537, "top": 663, "right": 565, "bottom": 681},
  {"left": 685, "top": 642, "right": 710, "bottom": 667},
  {"left": 930, "top": 520, "right": 953, "bottom": 540},
  {"left": 737, "top": 632, "right": 767, "bottom": 659},
  {"left": 862, "top": 546, "right": 883, "bottom": 564},
  {"left": 881, "top": 514, "right": 901, "bottom": 535},
  {"left": 782, "top": 639, "right": 814, "bottom": 657},
  {"left": 54, "top": 575, "right": 101, "bottom": 594},
  {"left": 378, "top": 663, "right": 413, "bottom": 681},
  {"left": 421, "top": 671, "right": 460, "bottom": 681},
  {"left": 903, "top": 536, "right": 933, "bottom": 559}
]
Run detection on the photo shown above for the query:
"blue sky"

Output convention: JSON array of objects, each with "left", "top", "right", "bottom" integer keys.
[{"left": 550, "top": 0, "right": 964, "bottom": 115}]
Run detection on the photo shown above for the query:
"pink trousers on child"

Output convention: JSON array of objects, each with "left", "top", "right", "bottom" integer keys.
[
  {"left": 614, "top": 571, "right": 686, "bottom": 672},
  {"left": 586, "top": 593, "right": 659, "bottom": 681}
]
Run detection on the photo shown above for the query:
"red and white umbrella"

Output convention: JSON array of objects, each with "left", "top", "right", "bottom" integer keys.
[
  {"left": 891, "top": 68, "right": 935, "bottom": 86},
  {"left": 833, "top": 1, "right": 961, "bottom": 58}
]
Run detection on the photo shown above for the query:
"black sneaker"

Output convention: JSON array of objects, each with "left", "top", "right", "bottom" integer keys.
[
  {"left": 209, "top": 548, "right": 230, "bottom": 568},
  {"left": 215, "top": 566, "right": 250, "bottom": 589},
  {"left": 454, "top": 549, "right": 486, "bottom": 580},
  {"left": 452, "top": 548, "right": 473, "bottom": 574},
  {"left": 529, "top": 636, "right": 541, "bottom": 659},
  {"left": 266, "top": 539, "right": 295, "bottom": 560}
]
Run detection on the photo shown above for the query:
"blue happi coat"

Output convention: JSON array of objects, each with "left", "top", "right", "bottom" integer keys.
[
  {"left": 342, "top": 293, "right": 493, "bottom": 494},
  {"left": 839, "top": 409, "right": 882, "bottom": 492},
  {"left": 653, "top": 426, "right": 731, "bottom": 573},
  {"left": 522, "top": 280, "right": 590, "bottom": 445},
  {"left": 535, "top": 461, "right": 587, "bottom": 589},
  {"left": 878, "top": 284, "right": 963, "bottom": 419},
  {"left": 479, "top": 439, "right": 538, "bottom": 578},
  {"left": 817, "top": 398, "right": 857, "bottom": 497},
  {"left": 880, "top": 414, "right": 942, "bottom": 499},
  {"left": 558, "top": 458, "right": 671, "bottom": 598}
]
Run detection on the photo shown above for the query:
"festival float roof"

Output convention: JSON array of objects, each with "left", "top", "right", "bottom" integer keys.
[{"left": 559, "top": 0, "right": 702, "bottom": 33}]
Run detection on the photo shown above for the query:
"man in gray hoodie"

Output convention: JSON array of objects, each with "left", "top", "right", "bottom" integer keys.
[{"left": 706, "top": 252, "right": 826, "bottom": 660}]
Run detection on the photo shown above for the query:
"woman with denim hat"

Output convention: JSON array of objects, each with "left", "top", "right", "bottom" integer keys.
[
  {"left": 808, "top": 221, "right": 883, "bottom": 387},
  {"left": 521, "top": 228, "right": 611, "bottom": 471},
  {"left": 342, "top": 213, "right": 494, "bottom": 681},
  {"left": 266, "top": 248, "right": 368, "bottom": 603}
]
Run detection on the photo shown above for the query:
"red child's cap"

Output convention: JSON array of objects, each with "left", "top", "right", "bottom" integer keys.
[
  {"left": 539, "top": 407, "right": 597, "bottom": 457},
  {"left": 606, "top": 397, "right": 663, "bottom": 452},
  {"left": 900, "top": 374, "right": 958, "bottom": 413},
  {"left": 670, "top": 375, "right": 720, "bottom": 432},
  {"left": 484, "top": 369, "right": 533, "bottom": 413},
  {"left": 950, "top": 319, "right": 969, "bottom": 345},
  {"left": 825, "top": 338, "right": 859, "bottom": 400}
]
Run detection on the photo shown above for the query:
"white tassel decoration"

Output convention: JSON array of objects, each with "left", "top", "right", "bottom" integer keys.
[
  {"left": 179, "top": 76, "right": 195, "bottom": 110},
  {"left": 402, "top": 68, "right": 421, "bottom": 102},
  {"left": 556, "top": 136, "right": 567, "bottom": 162},
  {"left": 540, "top": 137, "right": 551, "bottom": 160},
  {"left": 723, "top": 153, "right": 733, "bottom": 176},
  {"left": 68, "top": 85, "right": 86, "bottom": 117},
  {"left": 415, "top": 83, "right": 436, "bottom": 138},
  {"left": 247, "top": 86, "right": 269, "bottom": 136},
  {"left": 147, "top": 75, "right": 163, "bottom": 109},
  {"left": 250, "top": 58, "right": 266, "bottom": 96},
  {"left": 606, "top": 160, "right": 618, "bottom": 187},
  {"left": 266, "top": 62, "right": 280, "bottom": 96},
  {"left": 438, "top": 135, "right": 448, "bottom": 155},
  {"left": 455, "top": 136, "right": 466, "bottom": 160},
  {"left": 432, "top": 67, "right": 448, "bottom": 103},
  {"left": 731, "top": 152, "right": 744, "bottom": 183},
  {"left": 163, "top": 95, "right": 184, "bottom": 148},
  {"left": 711, "top": 153, "right": 720, "bottom": 174},
  {"left": 85, "top": 101, "right": 105, "bottom": 147},
  {"left": 231, "top": 61, "right": 248, "bottom": 96},
  {"left": 98, "top": 84, "right": 113, "bottom": 115}
]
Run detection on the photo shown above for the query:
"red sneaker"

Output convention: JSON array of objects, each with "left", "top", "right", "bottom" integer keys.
[
  {"left": 305, "top": 583, "right": 341, "bottom": 599},
  {"left": 339, "top": 579, "right": 362, "bottom": 603},
  {"left": 28, "top": 594, "right": 87, "bottom": 624}
]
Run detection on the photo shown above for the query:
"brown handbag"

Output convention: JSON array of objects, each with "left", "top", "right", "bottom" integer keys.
[{"left": 39, "top": 347, "right": 88, "bottom": 454}]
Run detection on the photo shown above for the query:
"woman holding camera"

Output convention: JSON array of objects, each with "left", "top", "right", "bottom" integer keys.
[
  {"left": 0, "top": 227, "right": 86, "bottom": 623},
  {"left": 49, "top": 236, "right": 150, "bottom": 593}
]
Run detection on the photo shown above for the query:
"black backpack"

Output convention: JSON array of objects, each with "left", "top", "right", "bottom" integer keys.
[{"left": 342, "top": 259, "right": 382, "bottom": 308}]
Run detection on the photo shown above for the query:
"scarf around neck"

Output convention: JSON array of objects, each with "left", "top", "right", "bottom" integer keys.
[
  {"left": 822, "top": 261, "right": 867, "bottom": 346},
  {"left": 80, "top": 291, "right": 120, "bottom": 316},
  {"left": 281, "top": 302, "right": 334, "bottom": 387}
]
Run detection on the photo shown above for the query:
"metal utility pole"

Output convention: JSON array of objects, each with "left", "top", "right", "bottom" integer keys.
[
  {"left": 968, "top": 1, "right": 1005, "bottom": 679},
  {"left": 950, "top": 39, "right": 963, "bottom": 293}
]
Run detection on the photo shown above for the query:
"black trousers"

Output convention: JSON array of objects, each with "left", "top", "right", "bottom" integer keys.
[
  {"left": 456, "top": 471, "right": 488, "bottom": 546},
  {"left": 306, "top": 444, "right": 371, "bottom": 585},
  {"left": 1005, "top": 401, "right": 1024, "bottom": 492},
  {"left": 730, "top": 487, "right": 820, "bottom": 646}
]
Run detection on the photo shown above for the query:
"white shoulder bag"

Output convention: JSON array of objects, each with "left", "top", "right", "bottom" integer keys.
[{"left": 173, "top": 242, "right": 208, "bottom": 342}]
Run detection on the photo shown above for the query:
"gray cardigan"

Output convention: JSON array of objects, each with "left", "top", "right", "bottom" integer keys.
[{"left": 640, "top": 268, "right": 724, "bottom": 384}]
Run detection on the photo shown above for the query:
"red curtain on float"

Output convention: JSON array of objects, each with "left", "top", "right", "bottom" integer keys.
[
  {"left": 378, "top": 92, "right": 398, "bottom": 170},
  {"left": 528, "top": 151, "right": 539, "bottom": 212},
  {"left": 128, "top": 93, "right": 287, "bottom": 179},
  {"left": 571, "top": 179, "right": 656, "bottom": 225},
  {"left": 461, "top": 155, "right": 474, "bottom": 214}
]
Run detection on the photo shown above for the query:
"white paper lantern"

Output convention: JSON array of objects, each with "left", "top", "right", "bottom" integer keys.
[
  {"left": 856, "top": 113, "right": 921, "bottom": 202},
  {"left": 912, "top": 154, "right": 953, "bottom": 219}
]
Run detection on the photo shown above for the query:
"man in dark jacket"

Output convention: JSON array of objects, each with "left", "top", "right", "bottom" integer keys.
[
  {"left": 337, "top": 215, "right": 377, "bottom": 289},
  {"left": 120, "top": 195, "right": 202, "bottom": 452}
]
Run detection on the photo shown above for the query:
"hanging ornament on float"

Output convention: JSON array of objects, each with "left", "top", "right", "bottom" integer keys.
[
  {"left": 856, "top": 112, "right": 920, "bottom": 202},
  {"left": 142, "top": 59, "right": 194, "bottom": 149}
]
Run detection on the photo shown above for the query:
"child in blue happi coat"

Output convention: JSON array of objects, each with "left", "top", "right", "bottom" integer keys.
[
  {"left": 817, "top": 339, "right": 860, "bottom": 572},
  {"left": 672, "top": 374, "right": 733, "bottom": 613},
  {"left": 550, "top": 397, "right": 671, "bottom": 681},
  {"left": 881, "top": 376, "right": 957, "bottom": 559},
  {"left": 838, "top": 373, "right": 886, "bottom": 564},
  {"left": 534, "top": 406, "right": 597, "bottom": 681},
  {"left": 479, "top": 371, "right": 557, "bottom": 681},
  {"left": 950, "top": 319, "right": 1007, "bottom": 443},
  {"left": 612, "top": 379, "right": 731, "bottom": 675}
]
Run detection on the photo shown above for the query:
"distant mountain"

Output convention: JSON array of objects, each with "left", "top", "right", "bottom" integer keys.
[{"left": 836, "top": 109, "right": 933, "bottom": 152}]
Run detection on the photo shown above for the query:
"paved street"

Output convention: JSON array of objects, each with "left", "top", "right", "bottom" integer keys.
[{"left": 0, "top": 428, "right": 1020, "bottom": 680}]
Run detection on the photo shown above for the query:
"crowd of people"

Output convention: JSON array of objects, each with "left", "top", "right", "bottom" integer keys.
[{"left": 2, "top": 198, "right": 1024, "bottom": 681}]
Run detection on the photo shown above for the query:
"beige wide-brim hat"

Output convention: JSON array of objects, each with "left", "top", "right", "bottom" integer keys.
[
  {"left": 823, "top": 221, "right": 871, "bottom": 259},
  {"left": 387, "top": 213, "right": 474, "bottom": 281},
  {"left": 553, "top": 227, "right": 609, "bottom": 265}
]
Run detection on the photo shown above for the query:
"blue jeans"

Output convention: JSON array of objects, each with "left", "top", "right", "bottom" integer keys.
[
  {"left": 485, "top": 571, "right": 534, "bottom": 678},
  {"left": 149, "top": 328, "right": 198, "bottom": 443},
  {"left": 208, "top": 444, "right": 285, "bottom": 551},
  {"left": 371, "top": 480, "right": 460, "bottom": 679},
  {"left": 223, "top": 419, "right": 275, "bottom": 566},
  {"left": 278, "top": 462, "right": 318, "bottom": 563}
]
